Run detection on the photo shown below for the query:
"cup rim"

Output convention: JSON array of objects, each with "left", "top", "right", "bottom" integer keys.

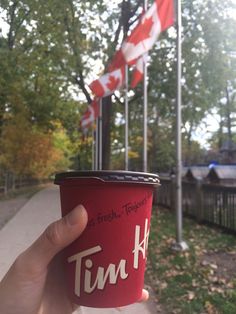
[{"left": 54, "top": 170, "right": 160, "bottom": 186}]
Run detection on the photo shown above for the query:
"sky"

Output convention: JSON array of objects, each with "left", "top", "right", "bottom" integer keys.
[
  {"left": 0, "top": 12, "right": 7, "bottom": 37},
  {"left": 192, "top": 113, "right": 219, "bottom": 149}
]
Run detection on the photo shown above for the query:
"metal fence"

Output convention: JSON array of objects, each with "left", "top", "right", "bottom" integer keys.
[
  {"left": 155, "top": 176, "right": 236, "bottom": 233},
  {"left": 0, "top": 172, "right": 42, "bottom": 195}
]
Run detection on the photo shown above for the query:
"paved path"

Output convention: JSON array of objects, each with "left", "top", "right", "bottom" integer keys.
[
  {"left": 0, "top": 186, "right": 157, "bottom": 314},
  {"left": 0, "top": 194, "right": 29, "bottom": 230}
]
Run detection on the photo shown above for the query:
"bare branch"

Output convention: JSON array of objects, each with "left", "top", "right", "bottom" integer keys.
[{"left": 73, "top": 74, "right": 92, "bottom": 104}]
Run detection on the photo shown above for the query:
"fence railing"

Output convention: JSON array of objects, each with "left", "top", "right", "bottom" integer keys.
[
  {"left": 155, "top": 176, "right": 236, "bottom": 233},
  {"left": 0, "top": 172, "right": 43, "bottom": 196}
]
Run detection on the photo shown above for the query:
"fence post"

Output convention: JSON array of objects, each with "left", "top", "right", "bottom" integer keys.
[
  {"left": 196, "top": 178, "right": 203, "bottom": 222},
  {"left": 153, "top": 185, "right": 158, "bottom": 205},
  {"left": 12, "top": 174, "right": 16, "bottom": 191},
  {"left": 4, "top": 172, "right": 8, "bottom": 195},
  {"left": 170, "top": 175, "right": 176, "bottom": 211}
]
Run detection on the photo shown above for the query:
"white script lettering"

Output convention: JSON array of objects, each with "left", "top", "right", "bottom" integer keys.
[
  {"left": 132, "top": 218, "right": 150, "bottom": 269},
  {"left": 68, "top": 246, "right": 128, "bottom": 297},
  {"left": 84, "top": 259, "right": 128, "bottom": 293}
]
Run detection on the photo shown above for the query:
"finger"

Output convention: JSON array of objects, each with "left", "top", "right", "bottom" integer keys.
[
  {"left": 139, "top": 289, "right": 149, "bottom": 302},
  {"left": 19, "top": 204, "right": 88, "bottom": 273},
  {"left": 116, "top": 289, "right": 150, "bottom": 310}
]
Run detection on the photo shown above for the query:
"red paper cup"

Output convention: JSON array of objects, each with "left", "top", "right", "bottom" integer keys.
[{"left": 54, "top": 170, "right": 160, "bottom": 308}]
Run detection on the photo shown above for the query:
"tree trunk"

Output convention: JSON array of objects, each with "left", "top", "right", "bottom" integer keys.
[
  {"left": 226, "top": 86, "right": 233, "bottom": 144},
  {"left": 102, "top": 96, "right": 112, "bottom": 169}
]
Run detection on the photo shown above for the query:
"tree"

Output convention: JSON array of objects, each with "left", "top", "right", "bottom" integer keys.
[
  {"left": 145, "top": 0, "right": 236, "bottom": 169},
  {"left": 0, "top": 111, "right": 71, "bottom": 178},
  {"left": 0, "top": 0, "right": 84, "bottom": 176},
  {"left": 1, "top": 0, "right": 236, "bottom": 174}
]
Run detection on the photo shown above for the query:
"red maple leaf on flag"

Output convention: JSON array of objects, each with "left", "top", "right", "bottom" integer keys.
[
  {"left": 106, "top": 75, "right": 120, "bottom": 91},
  {"left": 127, "top": 15, "right": 154, "bottom": 45}
]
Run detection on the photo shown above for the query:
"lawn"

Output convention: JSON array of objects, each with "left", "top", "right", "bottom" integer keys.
[
  {"left": 0, "top": 184, "right": 48, "bottom": 201},
  {"left": 147, "top": 207, "right": 236, "bottom": 314}
]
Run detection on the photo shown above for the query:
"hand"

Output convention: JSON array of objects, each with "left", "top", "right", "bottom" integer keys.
[
  {"left": 0, "top": 204, "right": 149, "bottom": 314},
  {"left": 0, "top": 204, "right": 88, "bottom": 314}
]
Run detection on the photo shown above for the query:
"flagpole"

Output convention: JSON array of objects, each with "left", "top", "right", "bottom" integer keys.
[
  {"left": 172, "top": 0, "right": 188, "bottom": 251},
  {"left": 143, "top": 0, "right": 148, "bottom": 173},
  {"left": 125, "top": 65, "right": 129, "bottom": 170},
  {"left": 99, "top": 99, "right": 103, "bottom": 170},
  {"left": 95, "top": 118, "right": 99, "bottom": 170},
  {"left": 92, "top": 126, "right": 95, "bottom": 170}
]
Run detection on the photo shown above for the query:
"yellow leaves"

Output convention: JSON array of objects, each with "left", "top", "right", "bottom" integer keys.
[
  {"left": 135, "top": 136, "right": 144, "bottom": 145},
  {"left": 205, "top": 301, "right": 219, "bottom": 314},
  {"left": 148, "top": 208, "right": 236, "bottom": 313},
  {"left": 191, "top": 279, "right": 199, "bottom": 288},
  {"left": 128, "top": 150, "right": 139, "bottom": 159},
  {"left": 208, "top": 275, "right": 219, "bottom": 283},
  {"left": 159, "top": 281, "right": 168, "bottom": 290},
  {"left": 209, "top": 263, "right": 218, "bottom": 270},
  {"left": 165, "top": 269, "right": 181, "bottom": 278},
  {"left": 1, "top": 112, "right": 70, "bottom": 178},
  {"left": 164, "top": 236, "right": 175, "bottom": 245},
  {"left": 199, "top": 255, "right": 236, "bottom": 299},
  {"left": 187, "top": 291, "right": 195, "bottom": 301},
  {"left": 209, "top": 286, "right": 224, "bottom": 294}
]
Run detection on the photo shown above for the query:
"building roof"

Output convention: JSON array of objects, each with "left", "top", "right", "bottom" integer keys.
[
  {"left": 170, "top": 167, "right": 188, "bottom": 177},
  {"left": 207, "top": 165, "right": 236, "bottom": 180},
  {"left": 185, "top": 166, "right": 210, "bottom": 180}
]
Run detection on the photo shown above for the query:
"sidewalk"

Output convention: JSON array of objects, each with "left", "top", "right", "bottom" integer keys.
[{"left": 0, "top": 186, "right": 157, "bottom": 314}]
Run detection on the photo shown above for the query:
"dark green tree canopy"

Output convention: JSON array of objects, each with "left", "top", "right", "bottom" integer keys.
[{"left": 0, "top": 0, "right": 235, "bottom": 173}]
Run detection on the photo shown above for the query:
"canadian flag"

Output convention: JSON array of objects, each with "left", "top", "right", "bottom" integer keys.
[
  {"left": 80, "top": 98, "right": 99, "bottom": 130},
  {"left": 109, "top": 0, "right": 174, "bottom": 69},
  {"left": 89, "top": 66, "right": 125, "bottom": 98},
  {"left": 130, "top": 54, "right": 148, "bottom": 88}
]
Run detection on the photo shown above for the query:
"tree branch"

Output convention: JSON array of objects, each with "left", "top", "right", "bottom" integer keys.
[
  {"left": 8, "top": 0, "right": 18, "bottom": 49},
  {"left": 73, "top": 74, "right": 92, "bottom": 104}
]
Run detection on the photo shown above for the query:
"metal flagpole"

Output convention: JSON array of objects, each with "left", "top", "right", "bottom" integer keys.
[
  {"left": 95, "top": 118, "right": 99, "bottom": 170},
  {"left": 143, "top": 0, "right": 148, "bottom": 173},
  {"left": 172, "top": 0, "right": 188, "bottom": 251},
  {"left": 125, "top": 65, "right": 129, "bottom": 170},
  {"left": 98, "top": 99, "right": 103, "bottom": 170},
  {"left": 92, "top": 127, "right": 95, "bottom": 170}
]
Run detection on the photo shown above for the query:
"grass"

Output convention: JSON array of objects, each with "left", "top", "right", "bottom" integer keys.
[
  {"left": 0, "top": 184, "right": 47, "bottom": 201},
  {"left": 147, "top": 207, "right": 236, "bottom": 314}
]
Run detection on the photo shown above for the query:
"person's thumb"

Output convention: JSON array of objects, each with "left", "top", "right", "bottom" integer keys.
[{"left": 19, "top": 204, "right": 88, "bottom": 272}]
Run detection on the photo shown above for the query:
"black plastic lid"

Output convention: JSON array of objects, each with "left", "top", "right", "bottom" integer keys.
[{"left": 54, "top": 170, "right": 160, "bottom": 186}]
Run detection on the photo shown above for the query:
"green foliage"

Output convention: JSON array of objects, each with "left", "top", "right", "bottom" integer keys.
[
  {"left": 0, "top": 0, "right": 236, "bottom": 174},
  {"left": 182, "top": 137, "right": 205, "bottom": 165},
  {"left": 145, "top": 0, "right": 236, "bottom": 170}
]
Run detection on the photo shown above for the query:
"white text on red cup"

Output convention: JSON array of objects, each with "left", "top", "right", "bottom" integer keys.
[{"left": 68, "top": 219, "right": 149, "bottom": 297}]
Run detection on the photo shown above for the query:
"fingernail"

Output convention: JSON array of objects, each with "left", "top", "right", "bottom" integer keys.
[{"left": 66, "top": 205, "right": 86, "bottom": 225}]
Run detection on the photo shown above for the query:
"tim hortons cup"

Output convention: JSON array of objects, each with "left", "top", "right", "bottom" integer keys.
[{"left": 54, "top": 170, "right": 160, "bottom": 308}]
